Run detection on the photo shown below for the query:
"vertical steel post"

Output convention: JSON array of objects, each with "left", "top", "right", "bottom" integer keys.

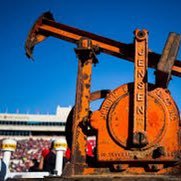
[
  {"left": 133, "top": 29, "right": 148, "bottom": 147},
  {"left": 70, "top": 38, "right": 96, "bottom": 175}
]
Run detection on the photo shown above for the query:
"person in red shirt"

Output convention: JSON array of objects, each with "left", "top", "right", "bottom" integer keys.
[{"left": 38, "top": 148, "right": 50, "bottom": 170}]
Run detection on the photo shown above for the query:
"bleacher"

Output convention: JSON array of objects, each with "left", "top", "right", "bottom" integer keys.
[{"left": 0, "top": 137, "right": 96, "bottom": 172}]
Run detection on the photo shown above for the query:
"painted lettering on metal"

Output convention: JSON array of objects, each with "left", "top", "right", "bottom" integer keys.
[
  {"left": 100, "top": 150, "right": 178, "bottom": 160},
  {"left": 133, "top": 29, "right": 148, "bottom": 134},
  {"left": 155, "top": 89, "right": 178, "bottom": 121},
  {"left": 100, "top": 85, "right": 127, "bottom": 119}
]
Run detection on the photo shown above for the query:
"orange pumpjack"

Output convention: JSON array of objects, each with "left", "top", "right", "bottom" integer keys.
[{"left": 25, "top": 12, "right": 181, "bottom": 178}]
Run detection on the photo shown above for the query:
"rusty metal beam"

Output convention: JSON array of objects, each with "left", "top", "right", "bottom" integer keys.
[
  {"left": 70, "top": 38, "right": 97, "bottom": 175},
  {"left": 25, "top": 12, "right": 181, "bottom": 77},
  {"left": 90, "top": 90, "right": 110, "bottom": 101},
  {"left": 156, "top": 33, "right": 181, "bottom": 87}
]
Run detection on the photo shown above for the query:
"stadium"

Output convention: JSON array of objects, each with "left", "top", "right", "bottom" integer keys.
[
  {"left": 0, "top": 105, "right": 71, "bottom": 172},
  {"left": 0, "top": 105, "right": 96, "bottom": 174}
]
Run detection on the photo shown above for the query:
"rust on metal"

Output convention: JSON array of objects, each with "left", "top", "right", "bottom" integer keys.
[
  {"left": 90, "top": 82, "right": 180, "bottom": 172},
  {"left": 133, "top": 29, "right": 148, "bottom": 147},
  {"left": 69, "top": 38, "right": 98, "bottom": 175},
  {"left": 25, "top": 12, "right": 181, "bottom": 77},
  {"left": 90, "top": 89, "right": 110, "bottom": 101},
  {"left": 25, "top": 12, "right": 181, "bottom": 177},
  {"left": 25, "top": 12, "right": 54, "bottom": 59},
  {"left": 156, "top": 32, "right": 181, "bottom": 88}
]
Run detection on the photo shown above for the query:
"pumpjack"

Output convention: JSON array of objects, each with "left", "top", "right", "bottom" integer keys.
[{"left": 25, "top": 12, "right": 181, "bottom": 180}]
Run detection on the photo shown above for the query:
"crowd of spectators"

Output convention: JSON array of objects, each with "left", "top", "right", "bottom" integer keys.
[
  {"left": 0, "top": 138, "right": 50, "bottom": 172},
  {"left": 0, "top": 137, "right": 96, "bottom": 172}
]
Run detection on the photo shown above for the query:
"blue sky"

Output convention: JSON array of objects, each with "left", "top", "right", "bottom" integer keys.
[{"left": 0, "top": 0, "right": 180, "bottom": 114}]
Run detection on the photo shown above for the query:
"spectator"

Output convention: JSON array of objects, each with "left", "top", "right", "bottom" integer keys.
[
  {"left": 63, "top": 147, "right": 71, "bottom": 168},
  {"left": 39, "top": 142, "right": 56, "bottom": 174},
  {"left": 0, "top": 138, "right": 96, "bottom": 172},
  {"left": 0, "top": 138, "right": 51, "bottom": 172},
  {"left": 38, "top": 148, "right": 50, "bottom": 170},
  {"left": 0, "top": 159, "right": 6, "bottom": 181},
  {"left": 29, "top": 159, "right": 39, "bottom": 172},
  {"left": 65, "top": 147, "right": 71, "bottom": 161}
]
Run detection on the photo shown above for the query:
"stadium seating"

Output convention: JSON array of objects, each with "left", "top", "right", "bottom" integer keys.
[{"left": 0, "top": 138, "right": 96, "bottom": 172}]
